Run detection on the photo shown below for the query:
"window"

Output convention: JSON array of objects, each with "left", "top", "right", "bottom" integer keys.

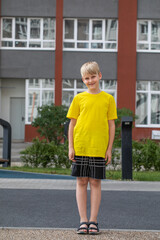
[
  {"left": 25, "top": 79, "right": 55, "bottom": 123},
  {"left": 2, "top": 18, "right": 13, "bottom": 47},
  {"left": 137, "top": 20, "right": 160, "bottom": 51},
  {"left": 15, "top": 18, "right": 27, "bottom": 47},
  {"left": 43, "top": 18, "right": 55, "bottom": 48},
  {"left": 63, "top": 19, "right": 118, "bottom": 51},
  {"left": 1, "top": 17, "right": 56, "bottom": 49},
  {"left": 29, "top": 19, "right": 41, "bottom": 48},
  {"left": 62, "top": 79, "right": 117, "bottom": 106},
  {"left": 136, "top": 81, "right": 160, "bottom": 127}
]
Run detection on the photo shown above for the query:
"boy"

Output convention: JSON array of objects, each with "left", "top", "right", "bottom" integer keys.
[{"left": 67, "top": 61, "right": 117, "bottom": 235}]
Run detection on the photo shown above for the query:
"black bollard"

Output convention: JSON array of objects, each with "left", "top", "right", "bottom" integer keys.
[
  {"left": 121, "top": 116, "right": 133, "bottom": 180},
  {"left": 64, "top": 120, "right": 70, "bottom": 142},
  {"left": 0, "top": 118, "right": 12, "bottom": 167}
]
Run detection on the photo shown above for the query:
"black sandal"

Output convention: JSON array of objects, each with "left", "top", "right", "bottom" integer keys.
[
  {"left": 88, "top": 221, "right": 100, "bottom": 235},
  {"left": 77, "top": 222, "right": 88, "bottom": 234}
]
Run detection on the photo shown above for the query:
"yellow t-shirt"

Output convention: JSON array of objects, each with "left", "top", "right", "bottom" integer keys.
[{"left": 67, "top": 91, "right": 117, "bottom": 158}]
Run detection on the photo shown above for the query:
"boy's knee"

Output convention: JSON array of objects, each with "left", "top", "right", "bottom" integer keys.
[
  {"left": 89, "top": 178, "right": 101, "bottom": 187},
  {"left": 77, "top": 177, "right": 88, "bottom": 186}
]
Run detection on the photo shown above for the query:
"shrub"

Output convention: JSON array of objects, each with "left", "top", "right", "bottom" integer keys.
[
  {"left": 20, "top": 138, "right": 57, "bottom": 168},
  {"left": 132, "top": 141, "right": 144, "bottom": 171},
  {"left": 20, "top": 138, "right": 71, "bottom": 168},
  {"left": 155, "top": 146, "right": 160, "bottom": 171},
  {"left": 31, "top": 104, "right": 68, "bottom": 144},
  {"left": 141, "top": 139, "right": 158, "bottom": 171},
  {"left": 111, "top": 146, "right": 121, "bottom": 170},
  {"left": 132, "top": 139, "right": 160, "bottom": 171},
  {"left": 55, "top": 141, "right": 71, "bottom": 169}
]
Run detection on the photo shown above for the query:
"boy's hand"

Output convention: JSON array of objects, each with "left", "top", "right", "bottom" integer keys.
[
  {"left": 105, "top": 149, "right": 112, "bottom": 165},
  {"left": 69, "top": 147, "right": 76, "bottom": 162}
]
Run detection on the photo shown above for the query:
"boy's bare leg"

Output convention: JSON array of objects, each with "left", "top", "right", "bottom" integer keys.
[
  {"left": 76, "top": 177, "right": 89, "bottom": 232},
  {"left": 89, "top": 178, "right": 101, "bottom": 232}
]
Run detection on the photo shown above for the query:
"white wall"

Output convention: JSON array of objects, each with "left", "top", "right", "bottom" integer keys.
[
  {"left": 0, "top": 79, "right": 25, "bottom": 138},
  {"left": 0, "top": 79, "right": 2, "bottom": 117},
  {"left": 0, "top": 80, "right": 2, "bottom": 139}
]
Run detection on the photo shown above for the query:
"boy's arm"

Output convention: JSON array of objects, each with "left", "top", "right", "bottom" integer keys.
[
  {"left": 105, "top": 119, "right": 115, "bottom": 165},
  {"left": 68, "top": 118, "right": 77, "bottom": 162}
]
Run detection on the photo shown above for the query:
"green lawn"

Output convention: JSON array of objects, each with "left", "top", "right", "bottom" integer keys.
[
  {"left": 0, "top": 166, "right": 71, "bottom": 175},
  {"left": 0, "top": 166, "right": 160, "bottom": 181},
  {"left": 106, "top": 170, "right": 160, "bottom": 181}
]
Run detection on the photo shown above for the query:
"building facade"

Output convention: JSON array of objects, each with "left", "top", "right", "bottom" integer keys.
[{"left": 0, "top": 0, "right": 160, "bottom": 141}]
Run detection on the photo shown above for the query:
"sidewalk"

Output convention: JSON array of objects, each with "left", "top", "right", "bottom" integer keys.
[
  {"left": 0, "top": 176, "right": 160, "bottom": 191},
  {"left": 1, "top": 228, "right": 160, "bottom": 240}
]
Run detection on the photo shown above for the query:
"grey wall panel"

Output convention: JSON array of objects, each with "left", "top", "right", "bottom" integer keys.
[
  {"left": 138, "top": 0, "right": 160, "bottom": 19},
  {"left": 63, "top": 0, "right": 118, "bottom": 18},
  {"left": 63, "top": 52, "right": 117, "bottom": 79},
  {"left": 1, "top": 0, "right": 56, "bottom": 17},
  {"left": 0, "top": 50, "right": 55, "bottom": 78},
  {"left": 137, "top": 53, "right": 160, "bottom": 81}
]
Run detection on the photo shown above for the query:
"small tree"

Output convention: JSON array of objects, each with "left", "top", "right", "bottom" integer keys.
[{"left": 32, "top": 104, "right": 68, "bottom": 144}]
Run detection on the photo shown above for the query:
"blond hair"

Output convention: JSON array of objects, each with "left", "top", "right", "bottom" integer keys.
[{"left": 80, "top": 61, "right": 100, "bottom": 77}]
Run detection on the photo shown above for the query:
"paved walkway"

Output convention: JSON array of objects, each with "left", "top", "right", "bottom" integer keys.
[{"left": 0, "top": 171, "right": 160, "bottom": 191}]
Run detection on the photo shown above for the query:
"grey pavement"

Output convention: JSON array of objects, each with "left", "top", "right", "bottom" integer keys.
[
  {"left": 0, "top": 142, "right": 32, "bottom": 166},
  {"left": 0, "top": 186, "right": 160, "bottom": 230}
]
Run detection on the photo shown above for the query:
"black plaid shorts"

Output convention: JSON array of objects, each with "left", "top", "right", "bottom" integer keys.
[{"left": 71, "top": 156, "right": 106, "bottom": 179}]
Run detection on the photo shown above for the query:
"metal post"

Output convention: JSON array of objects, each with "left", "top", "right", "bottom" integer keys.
[
  {"left": 121, "top": 116, "right": 133, "bottom": 180},
  {"left": 0, "top": 119, "right": 12, "bottom": 167},
  {"left": 64, "top": 120, "right": 70, "bottom": 143}
]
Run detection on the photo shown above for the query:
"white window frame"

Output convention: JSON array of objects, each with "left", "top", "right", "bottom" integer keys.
[
  {"left": 25, "top": 79, "right": 55, "bottom": 124},
  {"left": 136, "top": 81, "right": 160, "bottom": 128},
  {"left": 1, "top": 17, "right": 56, "bottom": 50},
  {"left": 137, "top": 20, "right": 160, "bottom": 52},
  {"left": 63, "top": 18, "right": 118, "bottom": 52}
]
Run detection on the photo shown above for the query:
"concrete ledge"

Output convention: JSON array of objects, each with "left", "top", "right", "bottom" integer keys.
[{"left": 0, "top": 178, "right": 160, "bottom": 191}]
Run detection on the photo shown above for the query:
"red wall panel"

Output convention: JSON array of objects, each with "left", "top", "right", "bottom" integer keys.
[
  {"left": 133, "top": 127, "right": 160, "bottom": 141},
  {"left": 25, "top": 125, "right": 41, "bottom": 142},
  {"left": 55, "top": 0, "right": 63, "bottom": 106},
  {"left": 117, "top": 0, "right": 137, "bottom": 113}
]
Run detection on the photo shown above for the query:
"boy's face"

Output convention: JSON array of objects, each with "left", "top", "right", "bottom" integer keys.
[{"left": 82, "top": 72, "right": 102, "bottom": 91}]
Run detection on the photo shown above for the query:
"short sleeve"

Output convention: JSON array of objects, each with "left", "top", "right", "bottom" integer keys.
[
  {"left": 107, "top": 95, "right": 118, "bottom": 120},
  {"left": 66, "top": 95, "right": 80, "bottom": 119}
]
